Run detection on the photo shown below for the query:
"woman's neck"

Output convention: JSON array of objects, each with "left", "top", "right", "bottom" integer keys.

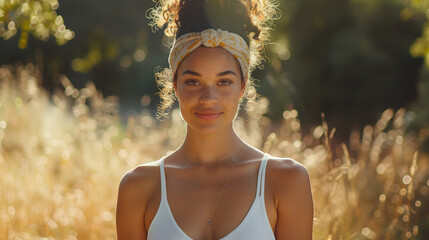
[{"left": 178, "top": 125, "right": 244, "bottom": 165}]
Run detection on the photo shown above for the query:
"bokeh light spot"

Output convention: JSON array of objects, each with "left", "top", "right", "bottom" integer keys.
[
  {"left": 361, "top": 227, "right": 376, "bottom": 239},
  {"left": 374, "top": 210, "right": 381, "bottom": 218},
  {"left": 415, "top": 200, "right": 421, "bottom": 207},
  {"left": 397, "top": 206, "right": 404, "bottom": 214},
  {"left": 283, "top": 110, "right": 290, "bottom": 119},
  {"left": 278, "top": 48, "right": 290, "bottom": 61},
  {"left": 376, "top": 164, "right": 385, "bottom": 175},
  {"left": 290, "top": 119, "right": 301, "bottom": 132},
  {"left": 379, "top": 194, "right": 386, "bottom": 202},
  {"left": 395, "top": 136, "right": 403, "bottom": 145},
  {"left": 134, "top": 49, "right": 146, "bottom": 62},
  {"left": 118, "top": 149, "right": 128, "bottom": 159},
  {"left": 413, "top": 225, "right": 419, "bottom": 236},
  {"left": 403, "top": 215, "right": 409, "bottom": 222},
  {"left": 402, "top": 175, "right": 411, "bottom": 185},
  {"left": 141, "top": 95, "right": 151, "bottom": 107},
  {"left": 313, "top": 126, "right": 324, "bottom": 139},
  {"left": 120, "top": 56, "right": 132, "bottom": 68},
  {"left": 0, "top": 121, "right": 6, "bottom": 129},
  {"left": 102, "top": 211, "right": 113, "bottom": 222}
]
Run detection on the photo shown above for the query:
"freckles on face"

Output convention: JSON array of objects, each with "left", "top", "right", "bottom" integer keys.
[{"left": 174, "top": 46, "right": 244, "bottom": 103}]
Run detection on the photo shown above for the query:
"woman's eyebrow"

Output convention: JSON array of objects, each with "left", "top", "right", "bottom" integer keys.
[
  {"left": 217, "top": 70, "right": 237, "bottom": 77},
  {"left": 182, "top": 70, "right": 201, "bottom": 76}
]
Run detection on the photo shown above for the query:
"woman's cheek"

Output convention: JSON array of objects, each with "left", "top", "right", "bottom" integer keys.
[
  {"left": 177, "top": 87, "right": 199, "bottom": 102},
  {"left": 220, "top": 89, "right": 241, "bottom": 102}
]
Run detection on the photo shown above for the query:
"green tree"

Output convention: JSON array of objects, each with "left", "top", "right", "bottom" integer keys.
[
  {"left": 406, "top": 0, "right": 429, "bottom": 150},
  {"left": 0, "top": 0, "right": 73, "bottom": 48}
]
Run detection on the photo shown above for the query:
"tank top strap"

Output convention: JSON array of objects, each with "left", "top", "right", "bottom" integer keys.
[
  {"left": 159, "top": 157, "right": 168, "bottom": 202},
  {"left": 256, "top": 153, "right": 270, "bottom": 197}
]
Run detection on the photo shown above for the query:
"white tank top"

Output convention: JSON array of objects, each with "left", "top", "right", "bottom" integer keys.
[{"left": 147, "top": 153, "right": 276, "bottom": 240}]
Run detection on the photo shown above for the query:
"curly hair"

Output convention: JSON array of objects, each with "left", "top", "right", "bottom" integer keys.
[{"left": 146, "top": 0, "right": 280, "bottom": 119}]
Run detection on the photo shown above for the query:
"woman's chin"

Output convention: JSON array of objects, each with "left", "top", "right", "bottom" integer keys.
[
  {"left": 180, "top": 111, "right": 236, "bottom": 135},
  {"left": 185, "top": 120, "right": 233, "bottom": 135}
]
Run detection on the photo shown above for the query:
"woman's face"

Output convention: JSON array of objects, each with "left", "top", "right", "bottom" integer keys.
[{"left": 174, "top": 46, "right": 245, "bottom": 134}]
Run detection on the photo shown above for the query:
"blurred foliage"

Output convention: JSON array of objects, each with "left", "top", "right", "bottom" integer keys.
[
  {"left": 267, "top": 0, "right": 425, "bottom": 146},
  {"left": 0, "top": 0, "right": 427, "bottom": 147},
  {"left": 1, "top": 63, "right": 428, "bottom": 239},
  {"left": 404, "top": 0, "right": 429, "bottom": 151},
  {"left": 0, "top": 0, "right": 74, "bottom": 49}
]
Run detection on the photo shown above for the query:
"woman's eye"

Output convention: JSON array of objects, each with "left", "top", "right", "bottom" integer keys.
[
  {"left": 184, "top": 79, "right": 200, "bottom": 86},
  {"left": 219, "top": 79, "right": 233, "bottom": 86}
]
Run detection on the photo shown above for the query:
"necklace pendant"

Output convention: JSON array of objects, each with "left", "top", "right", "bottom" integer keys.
[{"left": 207, "top": 219, "right": 212, "bottom": 225}]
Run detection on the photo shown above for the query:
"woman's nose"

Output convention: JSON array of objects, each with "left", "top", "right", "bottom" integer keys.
[{"left": 199, "top": 86, "right": 218, "bottom": 105}]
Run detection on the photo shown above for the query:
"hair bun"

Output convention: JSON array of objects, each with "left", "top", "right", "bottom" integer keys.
[{"left": 176, "top": 0, "right": 212, "bottom": 39}]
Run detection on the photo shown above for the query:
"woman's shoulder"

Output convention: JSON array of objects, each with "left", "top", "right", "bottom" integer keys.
[
  {"left": 266, "top": 155, "right": 308, "bottom": 172},
  {"left": 264, "top": 155, "right": 314, "bottom": 238},
  {"left": 118, "top": 158, "right": 164, "bottom": 198},
  {"left": 265, "top": 155, "right": 311, "bottom": 192}
]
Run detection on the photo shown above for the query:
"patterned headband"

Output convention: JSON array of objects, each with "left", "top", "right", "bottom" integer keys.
[{"left": 168, "top": 28, "right": 250, "bottom": 83}]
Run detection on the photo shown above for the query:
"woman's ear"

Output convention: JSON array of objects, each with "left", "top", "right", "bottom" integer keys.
[
  {"left": 240, "top": 79, "right": 246, "bottom": 98},
  {"left": 173, "top": 79, "right": 179, "bottom": 99}
]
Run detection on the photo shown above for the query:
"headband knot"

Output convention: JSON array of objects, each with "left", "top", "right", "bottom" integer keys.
[
  {"left": 169, "top": 28, "right": 250, "bottom": 83},
  {"left": 201, "top": 29, "right": 225, "bottom": 47}
]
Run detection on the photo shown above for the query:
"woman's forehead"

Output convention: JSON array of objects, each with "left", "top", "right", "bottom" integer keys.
[{"left": 177, "top": 46, "right": 241, "bottom": 76}]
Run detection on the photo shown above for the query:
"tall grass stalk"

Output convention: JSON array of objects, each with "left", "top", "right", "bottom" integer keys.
[{"left": 0, "top": 63, "right": 428, "bottom": 239}]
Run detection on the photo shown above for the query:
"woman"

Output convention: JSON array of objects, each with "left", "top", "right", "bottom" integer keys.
[{"left": 116, "top": 0, "right": 314, "bottom": 239}]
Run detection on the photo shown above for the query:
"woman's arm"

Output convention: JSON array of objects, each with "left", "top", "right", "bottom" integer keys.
[
  {"left": 271, "top": 159, "right": 314, "bottom": 240},
  {"left": 116, "top": 166, "right": 157, "bottom": 240}
]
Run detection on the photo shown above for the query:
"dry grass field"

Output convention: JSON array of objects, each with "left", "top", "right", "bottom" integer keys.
[{"left": 0, "top": 63, "right": 428, "bottom": 239}]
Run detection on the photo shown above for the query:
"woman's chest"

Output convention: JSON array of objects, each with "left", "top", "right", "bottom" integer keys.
[{"left": 145, "top": 164, "right": 277, "bottom": 238}]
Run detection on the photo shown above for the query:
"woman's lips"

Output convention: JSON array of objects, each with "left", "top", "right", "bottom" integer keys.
[{"left": 195, "top": 112, "right": 223, "bottom": 121}]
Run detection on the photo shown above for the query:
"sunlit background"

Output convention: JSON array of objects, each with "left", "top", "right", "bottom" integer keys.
[{"left": 1, "top": 0, "right": 429, "bottom": 239}]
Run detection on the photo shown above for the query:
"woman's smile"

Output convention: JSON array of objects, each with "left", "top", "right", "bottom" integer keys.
[{"left": 195, "top": 111, "right": 223, "bottom": 121}]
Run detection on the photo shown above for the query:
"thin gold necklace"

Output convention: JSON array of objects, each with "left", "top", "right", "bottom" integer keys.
[{"left": 181, "top": 143, "right": 247, "bottom": 226}]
